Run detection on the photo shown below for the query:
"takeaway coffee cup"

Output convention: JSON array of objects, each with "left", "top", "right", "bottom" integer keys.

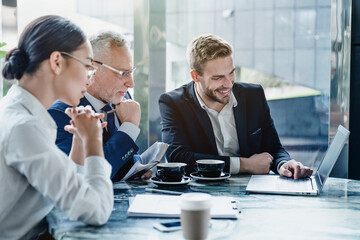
[
  {"left": 196, "top": 160, "right": 225, "bottom": 177},
  {"left": 155, "top": 162, "right": 186, "bottom": 182},
  {"left": 180, "top": 193, "right": 211, "bottom": 240}
]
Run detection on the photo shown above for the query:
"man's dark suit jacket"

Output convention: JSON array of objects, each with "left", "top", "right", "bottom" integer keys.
[
  {"left": 159, "top": 81, "right": 290, "bottom": 175},
  {"left": 48, "top": 93, "right": 139, "bottom": 181}
]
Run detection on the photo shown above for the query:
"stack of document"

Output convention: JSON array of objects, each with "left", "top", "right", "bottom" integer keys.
[{"left": 127, "top": 194, "right": 239, "bottom": 219}]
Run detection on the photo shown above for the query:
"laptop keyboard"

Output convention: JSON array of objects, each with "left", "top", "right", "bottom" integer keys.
[{"left": 275, "top": 177, "right": 313, "bottom": 192}]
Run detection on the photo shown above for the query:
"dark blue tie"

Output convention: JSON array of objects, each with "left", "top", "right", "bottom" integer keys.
[{"left": 101, "top": 104, "right": 117, "bottom": 136}]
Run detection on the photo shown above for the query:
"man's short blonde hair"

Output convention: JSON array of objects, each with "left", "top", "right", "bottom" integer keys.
[{"left": 186, "top": 34, "right": 233, "bottom": 75}]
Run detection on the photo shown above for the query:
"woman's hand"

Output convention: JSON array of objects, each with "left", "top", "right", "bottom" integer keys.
[{"left": 65, "top": 106, "right": 106, "bottom": 159}]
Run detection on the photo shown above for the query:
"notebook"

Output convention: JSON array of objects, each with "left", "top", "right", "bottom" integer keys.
[
  {"left": 246, "top": 125, "right": 350, "bottom": 196},
  {"left": 127, "top": 194, "right": 239, "bottom": 219}
]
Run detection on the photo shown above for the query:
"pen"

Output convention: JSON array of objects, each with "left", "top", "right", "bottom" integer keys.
[
  {"left": 145, "top": 188, "right": 183, "bottom": 195},
  {"left": 106, "top": 109, "right": 116, "bottom": 114},
  {"left": 101, "top": 109, "right": 116, "bottom": 120},
  {"left": 105, "top": 109, "right": 116, "bottom": 114}
]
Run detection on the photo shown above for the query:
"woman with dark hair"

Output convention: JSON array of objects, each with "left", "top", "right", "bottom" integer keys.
[{"left": 0, "top": 15, "right": 113, "bottom": 239}]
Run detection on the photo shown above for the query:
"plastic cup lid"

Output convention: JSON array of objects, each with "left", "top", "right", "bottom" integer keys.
[{"left": 180, "top": 193, "right": 212, "bottom": 211}]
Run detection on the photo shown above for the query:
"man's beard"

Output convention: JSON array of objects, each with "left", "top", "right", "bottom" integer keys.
[
  {"left": 108, "top": 95, "right": 122, "bottom": 105},
  {"left": 99, "top": 89, "right": 123, "bottom": 105},
  {"left": 204, "top": 87, "right": 231, "bottom": 105}
]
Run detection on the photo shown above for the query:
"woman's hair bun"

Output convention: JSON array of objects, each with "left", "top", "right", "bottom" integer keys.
[{"left": 2, "top": 48, "right": 29, "bottom": 80}]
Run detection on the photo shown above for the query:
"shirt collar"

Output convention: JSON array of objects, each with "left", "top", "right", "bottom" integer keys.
[
  {"left": 84, "top": 92, "right": 107, "bottom": 113},
  {"left": 194, "top": 82, "right": 238, "bottom": 111},
  {"left": 7, "top": 84, "right": 57, "bottom": 129}
]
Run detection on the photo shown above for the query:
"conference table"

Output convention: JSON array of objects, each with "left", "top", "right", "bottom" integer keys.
[{"left": 47, "top": 175, "right": 360, "bottom": 239}]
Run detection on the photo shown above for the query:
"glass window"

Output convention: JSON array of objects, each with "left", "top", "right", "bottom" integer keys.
[
  {"left": 2, "top": 1, "right": 347, "bottom": 172},
  {"left": 2, "top": 0, "right": 134, "bottom": 97}
]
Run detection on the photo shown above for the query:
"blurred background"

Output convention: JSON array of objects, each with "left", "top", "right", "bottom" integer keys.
[{"left": 1, "top": 0, "right": 356, "bottom": 178}]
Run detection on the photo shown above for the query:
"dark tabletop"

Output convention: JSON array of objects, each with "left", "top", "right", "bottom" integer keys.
[{"left": 47, "top": 175, "right": 360, "bottom": 239}]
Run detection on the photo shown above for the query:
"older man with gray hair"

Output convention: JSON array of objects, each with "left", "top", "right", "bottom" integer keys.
[{"left": 49, "top": 31, "right": 150, "bottom": 181}]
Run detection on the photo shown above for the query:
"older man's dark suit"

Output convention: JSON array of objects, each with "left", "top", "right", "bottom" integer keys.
[
  {"left": 48, "top": 93, "right": 139, "bottom": 181},
  {"left": 159, "top": 81, "right": 290, "bottom": 175}
]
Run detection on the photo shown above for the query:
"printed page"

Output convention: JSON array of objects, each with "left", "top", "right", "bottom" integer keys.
[{"left": 121, "top": 142, "right": 169, "bottom": 181}]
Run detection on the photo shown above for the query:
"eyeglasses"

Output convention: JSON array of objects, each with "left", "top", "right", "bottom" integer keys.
[
  {"left": 60, "top": 52, "right": 98, "bottom": 82},
  {"left": 92, "top": 59, "right": 136, "bottom": 79}
]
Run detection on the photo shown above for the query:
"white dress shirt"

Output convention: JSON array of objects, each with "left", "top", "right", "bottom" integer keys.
[
  {"left": 0, "top": 85, "right": 113, "bottom": 240},
  {"left": 194, "top": 84, "right": 241, "bottom": 174},
  {"left": 84, "top": 92, "right": 140, "bottom": 141}
]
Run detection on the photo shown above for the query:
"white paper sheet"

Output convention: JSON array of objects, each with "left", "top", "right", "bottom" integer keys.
[{"left": 121, "top": 142, "right": 169, "bottom": 181}]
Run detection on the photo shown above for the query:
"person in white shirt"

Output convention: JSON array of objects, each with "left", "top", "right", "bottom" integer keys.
[
  {"left": 0, "top": 15, "right": 113, "bottom": 239},
  {"left": 159, "top": 34, "right": 313, "bottom": 179}
]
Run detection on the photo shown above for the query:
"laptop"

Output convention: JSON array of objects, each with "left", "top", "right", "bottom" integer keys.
[{"left": 246, "top": 125, "right": 350, "bottom": 196}]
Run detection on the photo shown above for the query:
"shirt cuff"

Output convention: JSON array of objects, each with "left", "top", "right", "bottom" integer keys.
[
  {"left": 230, "top": 157, "right": 240, "bottom": 175},
  {"left": 76, "top": 163, "right": 85, "bottom": 174},
  {"left": 117, "top": 122, "right": 140, "bottom": 142},
  {"left": 276, "top": 160, "right": 288, "bottom": 173},
  {"left": 84, "top": 156, "right": 112, "bottom": 177},
  {"left": 69, "top": 158, "right": 85, "bottom": 174}
]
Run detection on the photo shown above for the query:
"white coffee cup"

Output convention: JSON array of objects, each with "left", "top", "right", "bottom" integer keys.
[{"left": 180, "top": 193, "right": 212, "bottom": 240}]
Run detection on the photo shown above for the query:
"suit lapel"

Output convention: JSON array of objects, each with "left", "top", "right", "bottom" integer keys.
[
  {"left": 186, "top": 82, "right": 218, "bottom": 153},
  {"left": 232, "top": 85, "right": 249, "bottom": 157},
  {"left": 125, "top": 91, "right": 132, "bottom": 100}
]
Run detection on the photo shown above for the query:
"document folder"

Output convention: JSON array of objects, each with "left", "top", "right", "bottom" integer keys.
[{"left": 127, "top": 194, "right": 239, "bottom": 219}]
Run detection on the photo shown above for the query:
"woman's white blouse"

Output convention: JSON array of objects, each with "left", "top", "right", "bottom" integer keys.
[{"left": 0, "top": 85, "right": 113, "bottom": 239}]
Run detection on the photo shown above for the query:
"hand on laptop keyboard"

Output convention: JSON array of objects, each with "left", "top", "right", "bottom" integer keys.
[{"left": 278, "top": 159, "right": 313, "bottom": 179}]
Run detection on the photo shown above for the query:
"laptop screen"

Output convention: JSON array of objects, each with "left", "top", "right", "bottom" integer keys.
[{"left": 317, "top": 125, "right": 350, "bottom": 186}]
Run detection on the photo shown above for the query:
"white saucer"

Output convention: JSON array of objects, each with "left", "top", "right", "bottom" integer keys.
[
  {"left": 190, "top": 172, "right": 231, "bottom": 181},
  {"left": 150, "top": 176, "right": 191, "bottom": 186}
]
